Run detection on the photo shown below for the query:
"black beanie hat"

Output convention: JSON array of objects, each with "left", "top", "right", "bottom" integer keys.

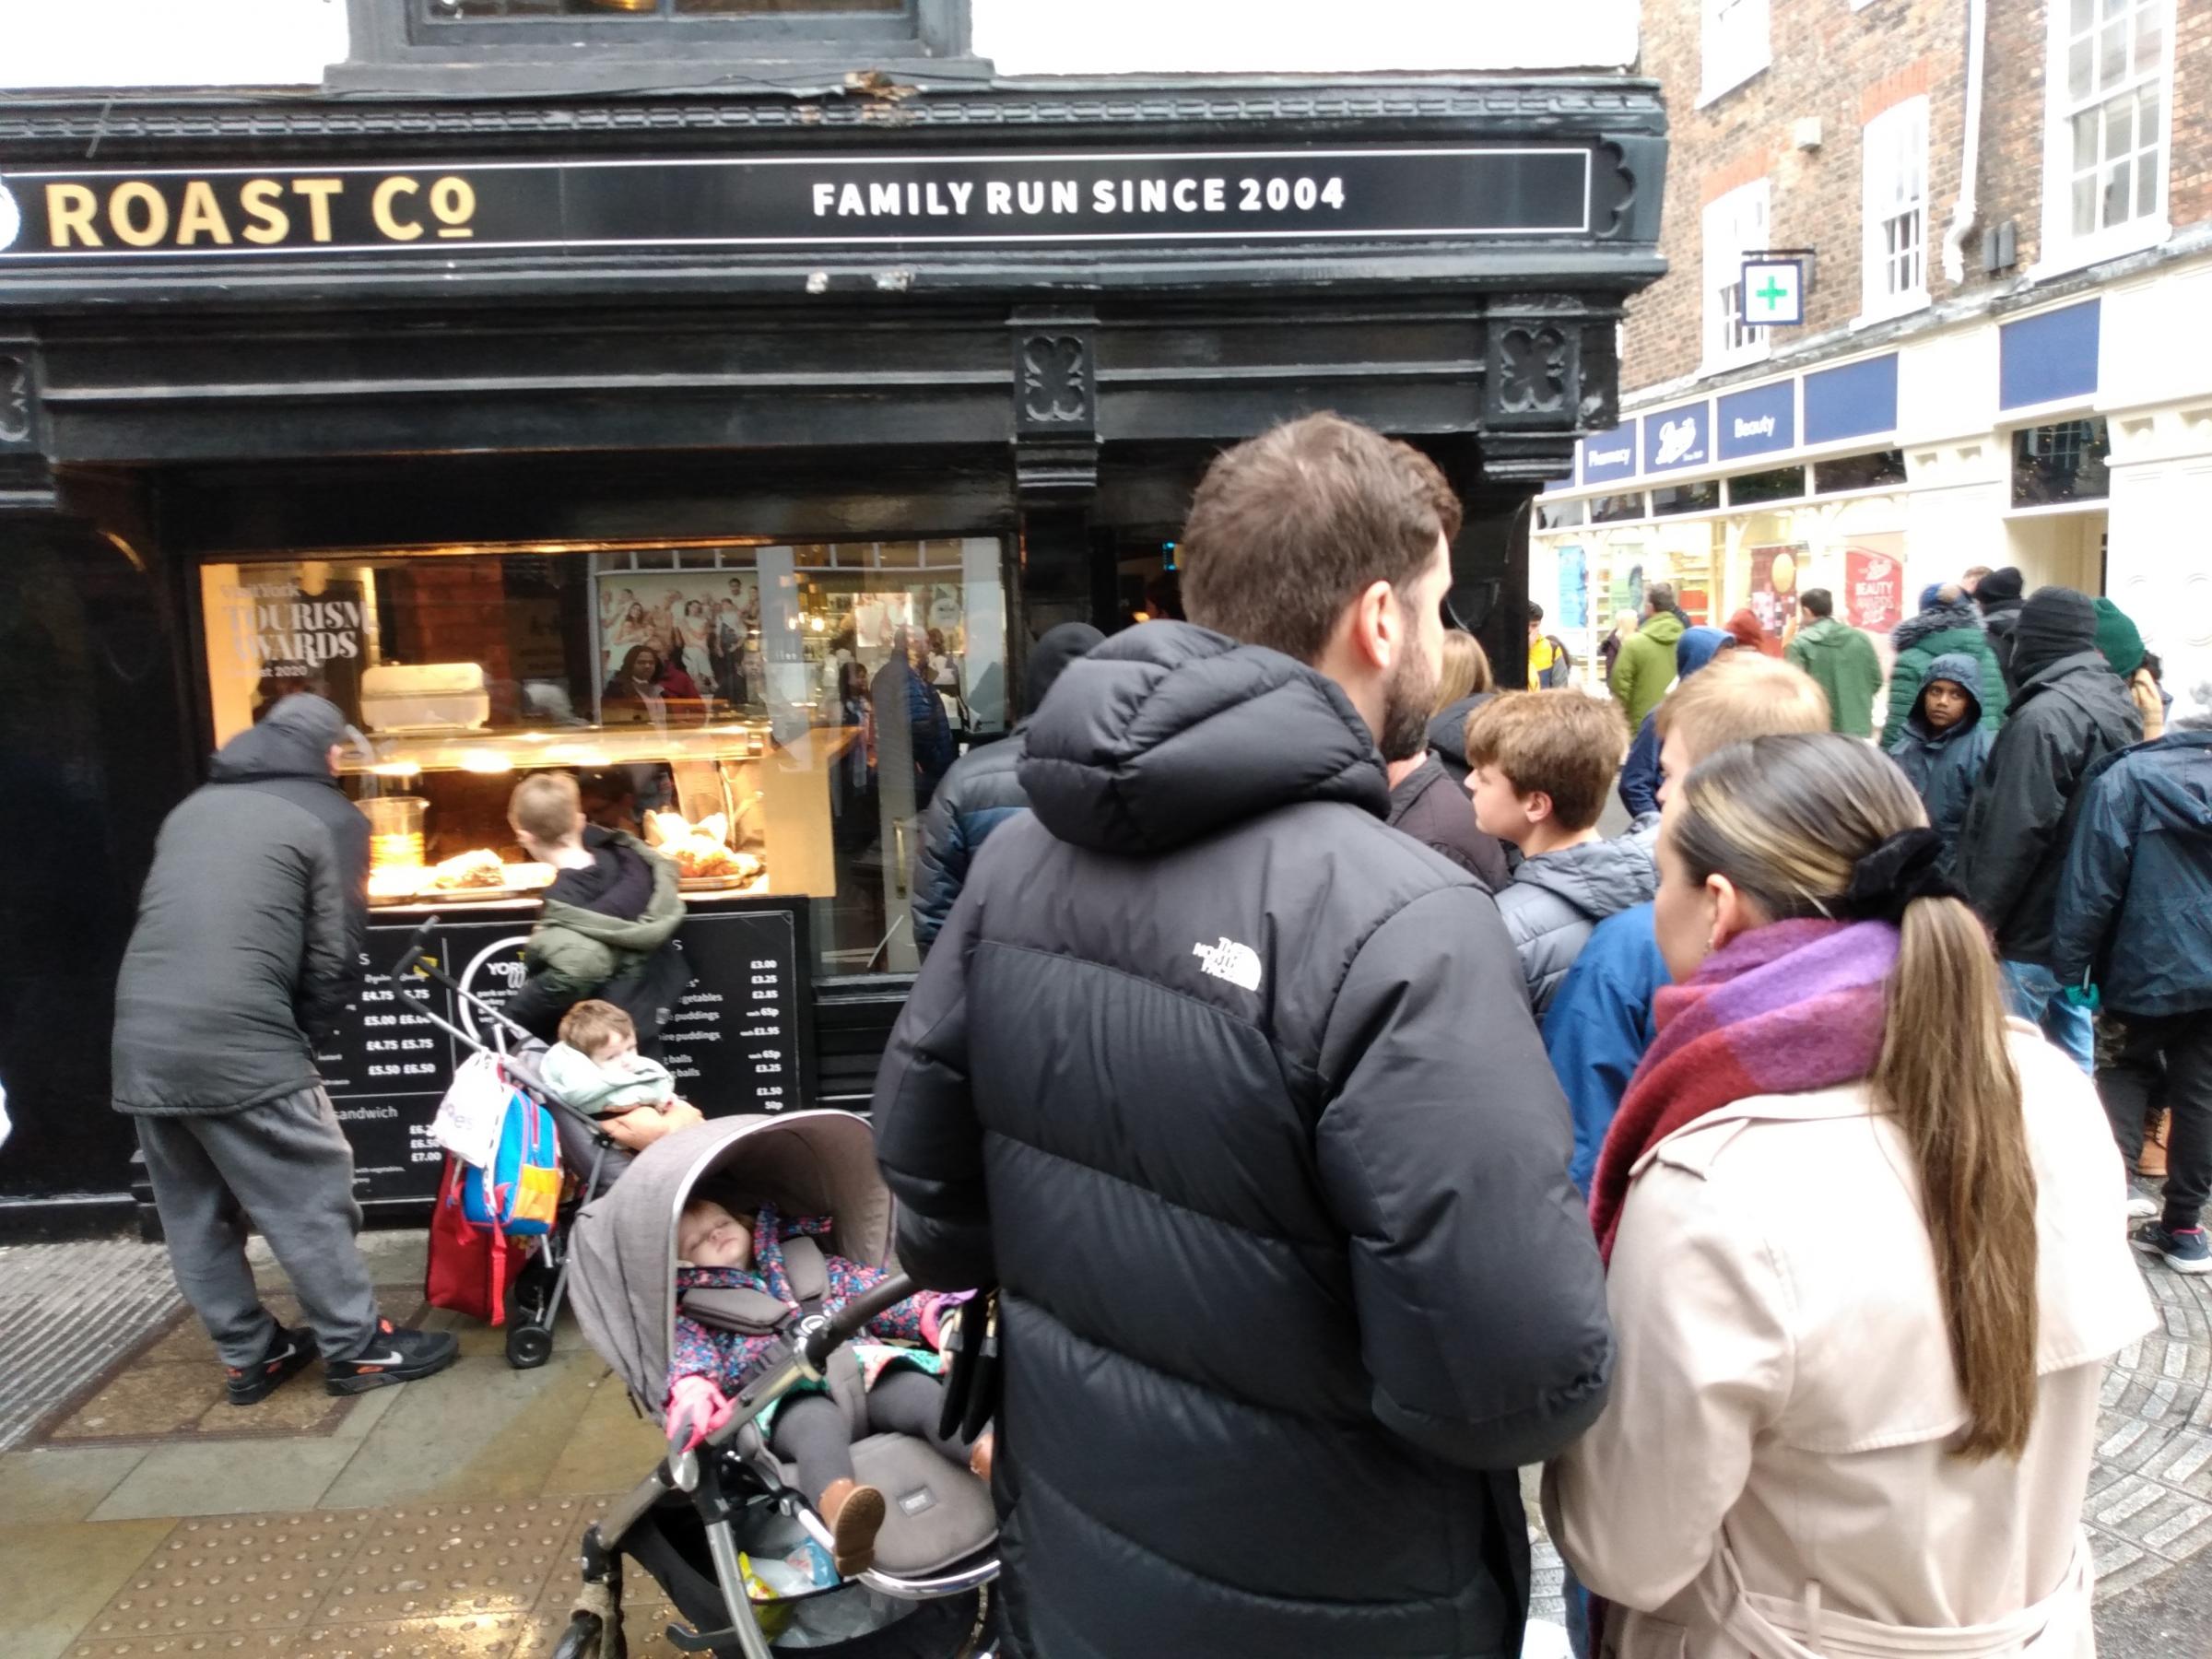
[
  {"left": 1022, "top": 622, "right": 1105, "bottom": 717},
  {"left": 2008, "top": 586, "right": 2099, "bottom": 684},
  {"left": 1974, "top": 566, "right": 2025, "bottom": 606}
]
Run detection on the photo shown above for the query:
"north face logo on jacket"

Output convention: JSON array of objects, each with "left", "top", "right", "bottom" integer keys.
[{"left": 1192, "top": 936, "right": 1264, "bottom": 992}]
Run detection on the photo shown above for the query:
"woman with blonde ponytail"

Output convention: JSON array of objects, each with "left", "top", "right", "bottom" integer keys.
[{"left": 1548, "top": 735, "right": 2152, "bottom": 1658}]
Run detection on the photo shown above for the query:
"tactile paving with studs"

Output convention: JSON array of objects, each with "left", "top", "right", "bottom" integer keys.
[
  {"left": 65, "top": 1499, "right": 700, "bottom": 1659},
  {"left": 29, "top": 1291, "right": 427, "bottom": 1449}
]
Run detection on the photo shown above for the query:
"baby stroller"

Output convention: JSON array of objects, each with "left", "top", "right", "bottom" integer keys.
[
  {"left": 555, "top": 1113, "right": 999, "bottom": 1659},
  {"left": 393, "top": 917, "right": 628, "bottom": 1371}
]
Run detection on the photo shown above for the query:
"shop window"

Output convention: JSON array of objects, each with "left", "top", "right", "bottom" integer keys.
[
  {"left": 1812, "top": 449, "right": 1908, "bottom": 494},
  {"left": 1591, "top": 492, "right": 1648, "bottom": 524},
  {"left": 349, "top": 0, "right": 969, "bottom": 67},
  {"left": 2047, "top": 0, "right": 2169, "bottom": 259},
  {"left": 1727, "top": 465, "right": 1806, "bottom": 506},
  {"left": 1703, "top": 181, "right": 1771, "bottom": 371},
  {"left": 1861, "top": 97, "right": 1930, "bottom": 318},
  {"left": 1537, "top": 498, "right": 1588, "bottom": 531},
  {"left": 1651, "top": 479, "right": 1722, "bottom": 517},
  {"left": 1700, "top": 0, "right": 1771, "bottom": 104},
  {"left": 428, "top": 0, "right": 904, "bottom": 16},
  {"left": 197, "top": 538, "right": 1005, "bottom": 978},
  {"left": 2011, "top": 418, "right": 2112, "bottom": 506}
]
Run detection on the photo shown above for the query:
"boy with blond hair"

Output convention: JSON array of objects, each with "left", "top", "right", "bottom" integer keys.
[
  {"left": 1464, "top": 692, "right": 1650, "bottom": 1013},
  {"left": 1544, "top": 654, "right": 1831, "bottom": 1192},
  {"left": 505, "top": 771, "right": 688, "bottom": 1053}
]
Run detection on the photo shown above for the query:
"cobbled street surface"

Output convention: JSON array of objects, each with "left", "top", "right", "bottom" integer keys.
[{"left": 1, "top": 1230, "right": 2206, "bottom": 1658}]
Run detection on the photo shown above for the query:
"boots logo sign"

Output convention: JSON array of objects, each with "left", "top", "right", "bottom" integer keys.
[
  {"left": 1193, "top": 937, "right": 1264, "bottom": 993},
  {"left": 0, "top": 181, "right": 18, "bottom": 253}
]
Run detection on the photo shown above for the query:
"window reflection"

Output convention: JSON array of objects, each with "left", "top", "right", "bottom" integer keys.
[{"left": 198, "top": 538, "right": 1005, "bottom": 976}]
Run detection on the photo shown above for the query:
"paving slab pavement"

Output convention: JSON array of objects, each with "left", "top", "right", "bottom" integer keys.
[{"left": 3, "top": 1227, "right": 2206, "bottom": 1658}]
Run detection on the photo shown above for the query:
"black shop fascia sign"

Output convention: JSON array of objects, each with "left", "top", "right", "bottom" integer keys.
[{"left": 0, "top": 144, "right": 1593, "bottom": 261}]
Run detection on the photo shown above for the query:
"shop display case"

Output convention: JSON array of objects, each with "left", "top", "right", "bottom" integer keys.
[{"left": 343, "top": 719, "right": 782, "bottom": 912}]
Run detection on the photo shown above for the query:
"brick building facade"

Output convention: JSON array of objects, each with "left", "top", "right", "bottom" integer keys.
[{"left": 1531, "top": 0, "right": 2212, "bottom": 731}]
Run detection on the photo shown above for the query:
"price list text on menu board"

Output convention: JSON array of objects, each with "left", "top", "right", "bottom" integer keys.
[{"left": 318, "top": 900, "right": 814, "bottom": 1204}]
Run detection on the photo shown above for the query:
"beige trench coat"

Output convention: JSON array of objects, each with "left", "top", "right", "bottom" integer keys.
[{"left": 1548, "top": 1023, "right": 2155, "bottom": 1658}]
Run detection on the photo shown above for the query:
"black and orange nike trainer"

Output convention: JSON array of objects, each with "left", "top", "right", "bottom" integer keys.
[{"left": 324, "top": 1319, "right": 461, "bottom": 1396}]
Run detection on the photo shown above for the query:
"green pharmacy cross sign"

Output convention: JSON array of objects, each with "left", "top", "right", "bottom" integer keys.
[{"left": 1740, "top": 254, "right": 1806, "bottom": 327}]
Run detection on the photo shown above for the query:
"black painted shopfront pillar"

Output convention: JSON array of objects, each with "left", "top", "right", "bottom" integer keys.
[{"left": 1011, "top": 311, "right": 1100, "bottom": 707}]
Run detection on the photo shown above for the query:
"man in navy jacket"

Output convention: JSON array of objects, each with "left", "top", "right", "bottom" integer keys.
[{"left": 2053, "top": 724, "right": 2212, "bottom": 1273}]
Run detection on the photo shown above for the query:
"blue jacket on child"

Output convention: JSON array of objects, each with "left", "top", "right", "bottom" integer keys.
[
  {"left": 1618, "top": 627, "right": 1735, "bottom": 818},
  {"left": 1541, "top": 902, "right": 1668, "bottom": 1194}
]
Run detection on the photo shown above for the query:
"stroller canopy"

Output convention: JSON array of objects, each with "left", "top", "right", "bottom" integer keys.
[{"left": 567, "top": 1112, "right": 892, "bottom": 1416}]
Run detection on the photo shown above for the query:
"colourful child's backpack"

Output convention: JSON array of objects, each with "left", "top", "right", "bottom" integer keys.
[{"left": 461, "top": 1084, "right": 562, "bottom": 1237}]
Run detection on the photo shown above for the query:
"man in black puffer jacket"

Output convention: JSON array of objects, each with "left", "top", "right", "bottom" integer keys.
[
  {"left": 1958, "top": 586, "right": 2142, "bottom": 1072},
  {"left": 911, "top": 622, "right": 1102, "bottom": 952},
  {"left": 875, "top": 415, "right": 1612, "bottom": 1659},
  {"left": 115, "top": 695, "right": 457, "bottom": 1402}
]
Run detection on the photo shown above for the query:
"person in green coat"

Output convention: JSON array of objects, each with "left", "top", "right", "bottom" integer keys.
[
  {"left": 1878, "top": 583, "right": 2008, "bottom": 747},
  {"left": 504, "top": 771, "right": 690, "bottom": 1050},
  {"left": 1783, "top": 588, "right": 1887, "bottom": 737},
  {"left": 1608, "top": 582, "right": 1688, "bottom": 732}
]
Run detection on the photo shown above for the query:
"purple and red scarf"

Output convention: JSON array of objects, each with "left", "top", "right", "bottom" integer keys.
[{"left": 1589, "top": 918, "right": 1900, "bottom": 1264}]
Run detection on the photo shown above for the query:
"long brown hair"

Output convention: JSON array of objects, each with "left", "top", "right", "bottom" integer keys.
[{"left": 1671, "top": 735, "right": 2039, "bottom": 1460}]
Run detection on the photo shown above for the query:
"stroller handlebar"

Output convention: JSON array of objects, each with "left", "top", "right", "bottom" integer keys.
[
  {"left": 391, "top": 912, "right": 441, "bottom": 987},
  {"left": 806, "top": 1272, "right": 919, "bottom": 1371}
]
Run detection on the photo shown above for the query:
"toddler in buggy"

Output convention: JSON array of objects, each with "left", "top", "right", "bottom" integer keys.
[
  {"left": 668, "top": 1196, "right": 991, "bottom": 1577},
  {"left": 561, "top": 1112, "right": 999, "bottom": 1659},
  {"left": 541, "top": 997, "right": 705, "bottom": 1154}
]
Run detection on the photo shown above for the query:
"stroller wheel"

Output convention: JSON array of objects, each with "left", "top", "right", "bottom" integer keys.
[
  {"left": 548, "top": 1610, "right": 603, "bottom": 1659},
  {"left": 506, "top": 1323, "right": 555, "bottom": 1369}
]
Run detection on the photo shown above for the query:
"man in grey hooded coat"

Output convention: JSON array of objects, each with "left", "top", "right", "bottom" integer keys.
[{"left": 114, "top": 695, "right": 456, "bottom": 1402}]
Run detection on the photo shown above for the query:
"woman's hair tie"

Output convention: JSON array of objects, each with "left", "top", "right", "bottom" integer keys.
[{"left": 1845, "top": 827, "right": 1964, "bottom": 924}]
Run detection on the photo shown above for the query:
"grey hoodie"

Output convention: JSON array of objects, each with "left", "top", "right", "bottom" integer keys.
[{"left": 1495, "top": 834, "right": 1660, "bottom": 1014}]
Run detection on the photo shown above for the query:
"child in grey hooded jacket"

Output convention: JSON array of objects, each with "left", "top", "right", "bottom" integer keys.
[{"left": 1465, "top": 691, "right": 1656, "bottom": 1014}]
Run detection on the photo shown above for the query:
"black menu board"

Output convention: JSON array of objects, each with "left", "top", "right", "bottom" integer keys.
[{"left": 321, "top": 898, "right": 814, "bottom": 1204}]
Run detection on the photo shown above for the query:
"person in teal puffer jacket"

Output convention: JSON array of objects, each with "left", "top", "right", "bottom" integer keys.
[
  {"left": 1879, "top": 584, "right": 2007, "bottom": 748},
  {"left": 1886, "top": 652, "right": 1994, "bottom": 870}
]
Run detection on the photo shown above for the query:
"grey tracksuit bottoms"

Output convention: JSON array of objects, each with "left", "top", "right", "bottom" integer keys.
[{"left": 132, "top": 1086, "right": 382, "bottom": 1371}]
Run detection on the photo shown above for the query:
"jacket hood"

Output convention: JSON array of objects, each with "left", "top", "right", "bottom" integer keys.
[
  {"left": 1018, "top": 620, "right": 1388, "bottom": 856},
  {"left": 208, "top": 694, "right": 347, "bottom": 785},
  {"left": 1892, "top": 597, "right": 1984, "bottom": 653},
  {"left": 1637, "top": 612, "right": 1686, "bottom": 648},
  {"left": 2121, "top": 730, "right": 2212, "bottom": 837},
  {"left": 1676, "top": 626, "right": 1733, "bottom": 679},
  {"left": 2018, "top": 648, "right": 2134, "bottom": 712},
  {"left": 1912, "top": 651, "right": 1988, "bottom": 735},
  {"left": 1512, "top": 835, "right": 1658, "bottom": 922},
  {"left": 1425, "top": 691, "right": 1495, "bottom": 771},
  {"left": 1793, "top": 615, "right": 1853, "bottom": 652},
  {"left": 1022, "top": 622, "right": 1106, "bottom": 719}
]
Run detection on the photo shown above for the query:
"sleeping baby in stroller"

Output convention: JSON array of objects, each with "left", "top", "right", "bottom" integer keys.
[{"left": 665, "top": 1196, "right": 992, "bottom": 1578}]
